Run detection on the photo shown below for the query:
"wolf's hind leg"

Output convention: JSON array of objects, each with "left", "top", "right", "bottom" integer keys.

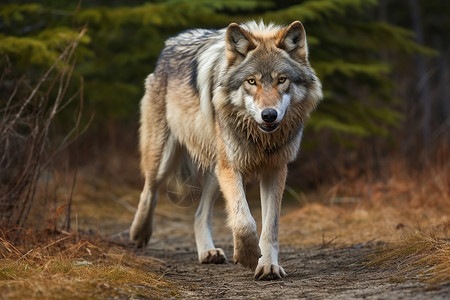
[
  {"left": 194, "top": 172, "right": 227, "bottom": 264},
  {"left": 131, "top": 133, "right": 181, "bottom": 248},
  {"left": 131, "top": 74, "right": 180, "bottom": 248},
  {"left": 131, "top": 179, "right": 158, "bottom": 248}
]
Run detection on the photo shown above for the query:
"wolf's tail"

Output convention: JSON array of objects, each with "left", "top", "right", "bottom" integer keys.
[{"left": 165, "top": 149, "right": 203, "bottom": 207}]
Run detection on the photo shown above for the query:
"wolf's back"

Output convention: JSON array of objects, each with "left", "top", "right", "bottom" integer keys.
[{"left": 153, "top": 29, "right": 225, "bottom": 88}]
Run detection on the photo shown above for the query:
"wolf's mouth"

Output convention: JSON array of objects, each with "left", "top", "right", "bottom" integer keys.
[{"left": 258, "top": 122, "right": 279, "bottom": 133}]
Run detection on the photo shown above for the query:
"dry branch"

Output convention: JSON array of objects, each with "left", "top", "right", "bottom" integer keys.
[{"left": 0, "top": 28, "right": 88, "bottom": 229}]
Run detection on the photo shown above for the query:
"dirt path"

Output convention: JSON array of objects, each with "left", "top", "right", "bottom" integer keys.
[
  {"left": 151, "top": 246, "right": 444, "bottom": 299},
  {"left": 112, "top": 199, "right": 449, "bottom": 299}
]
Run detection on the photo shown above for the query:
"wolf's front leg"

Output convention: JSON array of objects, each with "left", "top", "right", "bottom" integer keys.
[
  {"left": 216, "top": 160, "right": 261, "bottom": 270},
  {"left": 254, "top": 165, "right": 288, "bottom": 280}
]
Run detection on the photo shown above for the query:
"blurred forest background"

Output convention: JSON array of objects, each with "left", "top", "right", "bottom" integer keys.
[{"left": 0, "top": 0, "right": 449, "bottom": 229}]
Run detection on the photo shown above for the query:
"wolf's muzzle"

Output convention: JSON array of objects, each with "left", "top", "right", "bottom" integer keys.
[
  {"left": 258, "top": 122, "right": 279, "bottom": 133},
  {"left": 259, "top": 109, "right": 279, "bottom": 132}
]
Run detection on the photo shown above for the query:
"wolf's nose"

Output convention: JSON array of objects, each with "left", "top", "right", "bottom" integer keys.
[{"left": 261, "top": 109, "right": 278, "bottom": 123}]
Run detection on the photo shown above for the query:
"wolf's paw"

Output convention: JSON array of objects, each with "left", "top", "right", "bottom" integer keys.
[
  {"left": 233, "top": 231, "right": 261, "bottom": 270},
  {"left": 199, "top": 248, "right": 227, "bottom": 264},
  {"left": 254, "top": 264, "right": 287, "bottom": 280},
  {"left": 129, "top": 219, "right": 152, "bottom": 248}
]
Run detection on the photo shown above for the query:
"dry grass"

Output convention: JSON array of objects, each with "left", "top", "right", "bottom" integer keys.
[
  {"left": 0, "top": 230, "right": 178, "bottom": 299},
  {"left": 281, "top": 153, "right": 450, "bottom": 284},
  {"left": 368, "top": 226, "right": 450, "bottom": 284}
]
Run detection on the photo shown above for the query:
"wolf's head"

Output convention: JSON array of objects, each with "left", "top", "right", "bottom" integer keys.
[{"left": 222, "top": 21, "right": 322, "bottom": 133}]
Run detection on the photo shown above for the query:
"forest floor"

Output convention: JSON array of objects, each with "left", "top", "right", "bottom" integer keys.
[
  {"left": 2, "top": 168, "right": 449, "bottom": 299},
  {"left": 72, "top": 171, "right": 450, "bottom": 300},
  {"left": 109, "top": 198, "right": 449, "bottom": 299}
]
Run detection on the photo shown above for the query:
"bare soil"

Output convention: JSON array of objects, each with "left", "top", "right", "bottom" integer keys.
[{"left": 110, "top": 198, "right": 450, "bottom": 299}]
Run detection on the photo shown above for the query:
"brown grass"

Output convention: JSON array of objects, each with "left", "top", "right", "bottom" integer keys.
[
  {"left": 281, "top": 152, "right": 450, "bottom": 284},
  {"left": 368, "top": 226, "right": 450, "bottom": 284},
  {"left": 0, "top": 230, "right": 178, "bottom": 299}
]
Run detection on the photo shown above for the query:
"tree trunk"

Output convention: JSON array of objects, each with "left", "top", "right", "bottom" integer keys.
[{"left": 408, "top": 0, "right": 432, "bottom": 151}]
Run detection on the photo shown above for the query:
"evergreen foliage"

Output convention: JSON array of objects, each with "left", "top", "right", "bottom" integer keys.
[{"left": 0, "top": 0, "right": 437, "bottom": 143}]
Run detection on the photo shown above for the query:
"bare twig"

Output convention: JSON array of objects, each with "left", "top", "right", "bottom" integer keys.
[
  {"left": 16, "top": 248, "right": 33, "bottom": 262},
  {"left": 0, "top": 27, "right": 88, "bottom": 230}
]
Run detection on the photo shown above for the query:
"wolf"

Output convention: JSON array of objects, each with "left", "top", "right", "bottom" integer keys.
[{"left": 130, "top": 20, "right": 323, "bottom": 280}]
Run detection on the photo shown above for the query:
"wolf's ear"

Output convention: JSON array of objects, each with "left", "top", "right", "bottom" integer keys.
[
  {"left": 226, "top": 23, "right": 256, "bottom": 63},
  {"left": 277, "top": 21, "right": 308, "bottom": 61}
]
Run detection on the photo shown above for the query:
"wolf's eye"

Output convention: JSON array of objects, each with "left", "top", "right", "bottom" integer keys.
[
  {"left": 278, "top": 77, "right": 287, "bottom": 84},
  {"left": 247, "top": 78, "right": 256, "bottom": 85}
]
